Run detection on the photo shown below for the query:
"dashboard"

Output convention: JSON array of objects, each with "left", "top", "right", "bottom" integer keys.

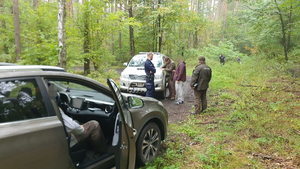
[{"left": 58, "top": 90, "right": 116, "bottom": 119}]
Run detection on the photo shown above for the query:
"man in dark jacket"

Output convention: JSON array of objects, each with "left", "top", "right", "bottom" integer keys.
[
  {"left": 191, "top": 56, "right": 212, "bottom": 114},
  {"left": 144, "top": 52, "right": 156, "bottom": 98},
  {"left": 219, "top": 54, "right": 225, "bottom": 65}
]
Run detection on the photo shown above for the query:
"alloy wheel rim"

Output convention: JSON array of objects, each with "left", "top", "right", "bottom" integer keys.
[{"left": 141, "top": 128, "right": 160, "bottom": 161}]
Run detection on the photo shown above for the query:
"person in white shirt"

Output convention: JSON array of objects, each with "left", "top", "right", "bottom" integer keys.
[{"left": 60, "top": 110, "right": 106, "bottom": 153}]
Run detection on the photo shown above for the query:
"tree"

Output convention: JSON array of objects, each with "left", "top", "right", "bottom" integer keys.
[
  {"left": 58, "top": 0, "right": 67, "bottom": 68},
  {"left": 274, "top": 0, "right": 293, "bottom": 61},
  {"left": 13, "top": 0, "right": 21, "bottom": 61},
  {"left": 128, "top": 0, "right": 135, "bottom": 57}
]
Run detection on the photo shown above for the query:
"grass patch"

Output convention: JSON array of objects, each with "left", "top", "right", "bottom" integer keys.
[{"left": 145, "top": 57, "right": 300, "bottom": 168}]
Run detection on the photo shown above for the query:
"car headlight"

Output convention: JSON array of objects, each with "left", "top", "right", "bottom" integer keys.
[{"left": 121, "top": 73, "right": 129, "bottom": 79}]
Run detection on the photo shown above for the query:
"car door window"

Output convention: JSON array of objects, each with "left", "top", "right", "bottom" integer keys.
[
  {"left": 0, "top": 79, "right": 48, "bottom": 123},
  {"left": 107, "top": 79, "right": 133, "bottom": 127}
]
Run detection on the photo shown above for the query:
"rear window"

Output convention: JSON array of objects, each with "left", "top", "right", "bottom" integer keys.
[{"left": 0, "top": 79, "right": 48, "bottom": 123}]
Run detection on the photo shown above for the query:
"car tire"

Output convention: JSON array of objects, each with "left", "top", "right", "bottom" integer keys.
[{"left": 136, "top": 122, "right": 161, "bottom": 166}]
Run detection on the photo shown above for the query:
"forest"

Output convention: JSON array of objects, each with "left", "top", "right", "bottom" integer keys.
[
  {"left": 0, "top": 0, "right": 300, "bottom": 168},
  {"left": 1, "top": 0, "right": 299, "bottom": 71}
]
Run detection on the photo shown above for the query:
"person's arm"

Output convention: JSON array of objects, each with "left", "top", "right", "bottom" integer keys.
[
  {"left": 191, "top": 66, "right": 200, "bottom": 87},
  {"left": 162, "top": 63, "right": 167, "bottom": 68},
  {"left": 165, "top": 62, "right": 175, "bottom": 72},
  {"left": 208, "top": 68, "right": 212, "bottom": 82},
  {"left": 150, "top": 63, "right": 156, "bottom": 73}
]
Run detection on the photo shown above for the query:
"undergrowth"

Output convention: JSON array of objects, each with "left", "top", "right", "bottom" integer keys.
[{"left": 143, "top": 56, "right": 300, "bottom": 169}]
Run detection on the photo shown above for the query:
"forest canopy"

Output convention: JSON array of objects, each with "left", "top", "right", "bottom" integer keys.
[{"left": 0, "top": 0, "right": 299, "bottom": 73}]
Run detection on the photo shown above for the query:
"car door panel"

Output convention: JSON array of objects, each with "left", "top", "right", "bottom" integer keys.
[
  {"left": 0, "top": 116, "right": 72, "bottom": 169},
  {"left": 107, "top": 79, "right": 136, "bottom": 169}
]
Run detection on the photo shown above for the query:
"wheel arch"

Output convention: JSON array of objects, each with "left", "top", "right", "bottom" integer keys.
[{"left": 136, "top": 117, "right": 166, "bottom": 143}]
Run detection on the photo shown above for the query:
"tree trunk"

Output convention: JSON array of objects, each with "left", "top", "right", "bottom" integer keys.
[
  {"left": 194, "top": 29, "right": 198, "bottom": 48},
  {"left": 66, "top": 0, "right": 73, "bottom": 17},
  {"left": 58, "top": 0, "right": 67, "bottom": 68},
  {"left": 13, "top": 0, "right": 21, "bottom": 61},
  {"left": 274, "top": 0, "right": 288, "bottom": 61},
  {"left": 0, "top": 0, "right": 9, "bottom": 55},
  {"left": 32, "top": 0, "right": 39, "bottom": 9},
  {"left": 287, "top": 1, "right": 293, "bottom": 54},
  {"left": 157, "top": 0, "right": 162, "bottom": 52},
  {"left": 83, "top": 3, "right": 90, "bottom": 75},
  {"left": 118, "top": 0, "right": 122, "bottom": 58},
  {"left": 128, "top": 0, "right": 135, "bottom": 56}
]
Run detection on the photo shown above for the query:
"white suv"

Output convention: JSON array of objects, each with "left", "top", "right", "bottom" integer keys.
[{"left": 120, "top": 52, "right": 167, "bottom": 98}]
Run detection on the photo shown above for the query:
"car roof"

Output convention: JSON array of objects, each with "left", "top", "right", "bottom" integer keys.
[
  {"left": 0, "top": 70, "right": 110, "bottom": 91},
  {"left": 0, "top": 65, "right": 65, "bottom": 72},
  {"left": 135, "top": 52, "right": 164, "bottom": 57},
  {"left": 0, "top": 62, "right": 17, "bottom": 66}
]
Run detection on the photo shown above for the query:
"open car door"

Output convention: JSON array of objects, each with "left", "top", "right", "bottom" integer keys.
[{"left": 107, "top": 79, "right": 136, "bottom": 169}]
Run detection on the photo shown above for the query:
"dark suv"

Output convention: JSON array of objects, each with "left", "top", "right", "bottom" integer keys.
[{"left": 0, "top": 66, "right": 168, "bottom": 169}]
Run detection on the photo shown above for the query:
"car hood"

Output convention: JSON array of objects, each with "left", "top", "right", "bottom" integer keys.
[
  {"left": 121, "top": 66, "right": 162, "bottom": 76},
  {"left": 122, "top": 92, "right": 157, "bottom": 102}
]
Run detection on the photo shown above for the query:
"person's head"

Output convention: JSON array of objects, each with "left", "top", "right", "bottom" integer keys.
[
  {"left": 147, "top": 52, "right": 154, "bottom": 60},
  {"left": 164, "top": 56, "right": 170, "bottom": 63},
  {"left": 198, "top": 56, "right": 206, "bottom": 64}
]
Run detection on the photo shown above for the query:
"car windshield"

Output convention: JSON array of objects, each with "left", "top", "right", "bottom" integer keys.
[{"left": 128, "top": 54, "right": 162, "bottom": 67}]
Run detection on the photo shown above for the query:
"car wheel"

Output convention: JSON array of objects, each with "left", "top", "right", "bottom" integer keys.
[{"left": 137, "top": 122, "right": 161, "bottom": 166}]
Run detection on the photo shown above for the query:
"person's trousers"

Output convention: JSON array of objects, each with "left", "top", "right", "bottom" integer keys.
[
  {"left": 175, "top": 81, "right": 185, "bottom": 102},
  {"left": 168, "top": 79, "right": 176, "bottom": 98},
  {"left": 145, "top": 81, "right": 155, "bottom": 98},
  {"left": 78, "top": 120, "right": 106, "bottom": 153},
  {"left": 194, "top": 89, "right": 207, "bottom": 113}
]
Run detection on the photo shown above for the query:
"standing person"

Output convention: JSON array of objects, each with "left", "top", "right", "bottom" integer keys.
[
  {"left": 144, "top": 52, "right": 156, "bottom": 98},
  {"left": 219, "top": 54, "right": 225, "bottom": 65},
  {"left": 191, "top": 56, "right": 212, "bottom": 114},
  {"left": 237, "top": 56, "right": 241, "bottom": 64},
  {"left": 174, "top": 59, "right": 186, "bottom": 104},
  {"left": 162, "top": 56, "right": 176, "bottom": 100}
]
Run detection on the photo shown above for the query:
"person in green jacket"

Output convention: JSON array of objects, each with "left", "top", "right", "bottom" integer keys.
[
  {"left": 190, "top": 56, "right": 212, "bottom": 114},
  {"left": 162, "top": 56, "right": 176, "bottom": 100}
]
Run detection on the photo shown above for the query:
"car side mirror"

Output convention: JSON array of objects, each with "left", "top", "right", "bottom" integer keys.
[
  {"left": 128, "top": 96, "right": 144, "bottom": 109},
  {"left": 123, "top": 62, "right": 128, "bottom": 66}
]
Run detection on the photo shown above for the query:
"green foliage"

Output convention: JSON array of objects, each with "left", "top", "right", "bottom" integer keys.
[
  {"left": 0, "top": 0, "right": 14, "bottom": 62},
  {"left": 198, "top": 145, "right": 232, "bottom": 169},
  {"left": 146, "top": 55, "right": 300, "bottom": 168},
  {"left": 201, "top": 41, "right": 247, "bottom": 61},
  {"left": 86, "top": 67, "right": 119, "bottom": 85},
  {"left": 19, "top": 1, "right": 58, "bottom": 65}
]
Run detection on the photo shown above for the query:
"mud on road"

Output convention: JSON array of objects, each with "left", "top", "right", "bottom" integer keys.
[{"left": 160, "top": 77, "right": 194, "bottom": 123}]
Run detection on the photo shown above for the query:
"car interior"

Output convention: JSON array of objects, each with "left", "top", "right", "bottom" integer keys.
[
  {"left": 47, "top": 80, "right": 119, "bottom": 168},
  {"left": 0, "top": 80, "right": 48, "bottom": 123}
]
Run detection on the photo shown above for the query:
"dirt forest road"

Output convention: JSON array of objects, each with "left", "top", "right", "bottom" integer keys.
[
  {"left": 161, "top": 77, "right": 194, "bottom": 123},
  {"left": 116, "top": 67, "right": 193, "bottom": 123}
]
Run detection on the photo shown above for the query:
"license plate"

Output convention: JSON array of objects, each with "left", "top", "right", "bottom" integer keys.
[{"left": 137, "top": 83, "right": 144, "bottom": 87}]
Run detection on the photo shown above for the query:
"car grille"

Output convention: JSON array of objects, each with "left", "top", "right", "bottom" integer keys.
[
  {"left": 130, "top": 82, "right": 145, "bottom": 88},
  {"left": 129, "top": 75, "right": 146, "bottom": 80}
]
